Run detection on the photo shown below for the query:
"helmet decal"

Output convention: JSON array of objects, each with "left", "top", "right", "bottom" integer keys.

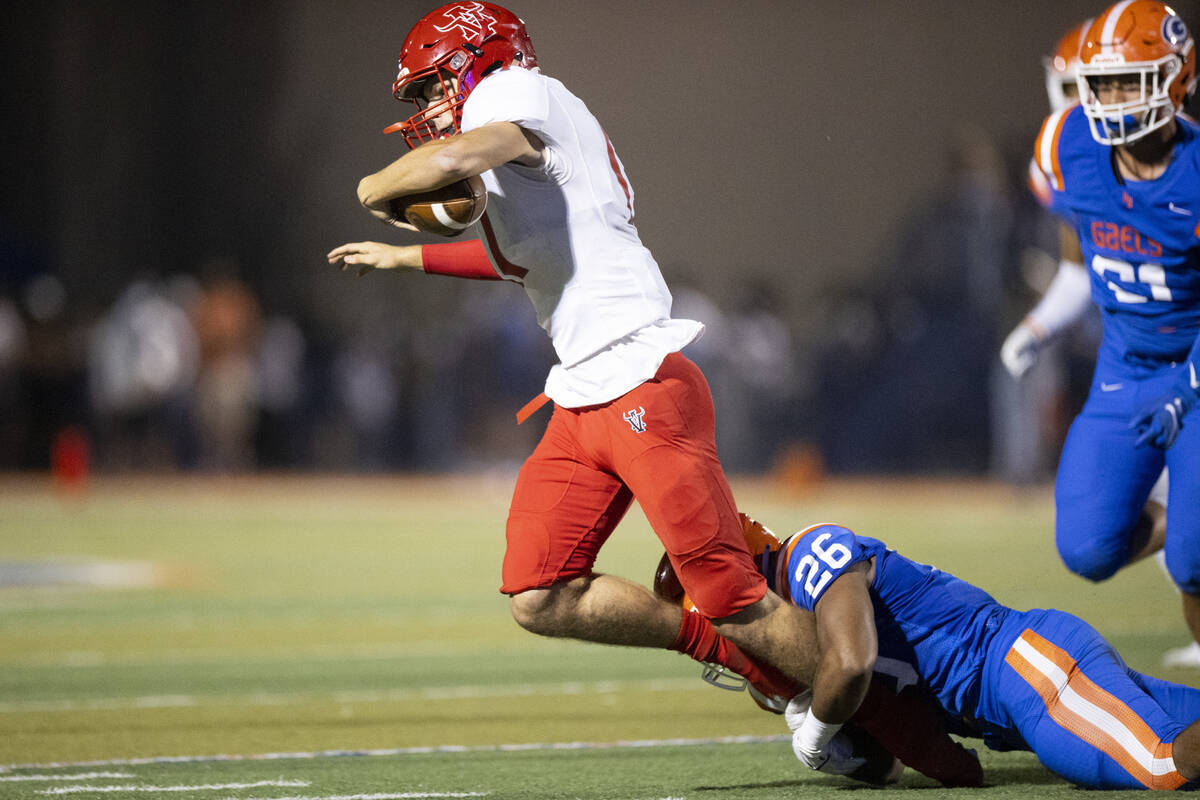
[
  {"left": 434, "top": 2, "right": 498, "bottom": 42},
  {"left": 1163, "top": 14, "right": 1188, "bottom": 48}
]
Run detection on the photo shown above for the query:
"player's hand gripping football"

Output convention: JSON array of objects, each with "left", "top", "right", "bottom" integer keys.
[
  {"left": 326, "top": 242, "right": 423, "bottom": 276},
  {"left": 363, "top": 202, "right": 421, "bottom": 232},
  {"left": 355, "top": 176, "right": 420, "bottom": 232}
]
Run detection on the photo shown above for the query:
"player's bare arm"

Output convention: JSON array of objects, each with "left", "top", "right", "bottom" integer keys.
[
  {"left": 326, "top": 241, "right": 423, "bottom": 275},
  {"left": 356, "top": 121, "right": 543, "bottom": 217},
  {"left": 810, "top": 560, "right": 877, "bottom": 725},
  {"left": 789, "top": 559, "right": 877, "bottom": 771}
]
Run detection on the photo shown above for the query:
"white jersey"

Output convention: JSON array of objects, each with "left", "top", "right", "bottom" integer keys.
[{"left": 460, "top": 67, "right": 702, "bottom": 408}]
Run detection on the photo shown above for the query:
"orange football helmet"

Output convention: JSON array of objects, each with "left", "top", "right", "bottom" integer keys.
[
  {"left": 651, "top": 513, "right": 785, "bottom": 701},
  {"left": 1044, "top": 19, "right": 1092, "bottom": 111},
  {"left": 652, "top": 513, "right": 782, "bottom": 613},
  {"left": 1076, "top": 0, "right": 1196, "bottom": 144}
]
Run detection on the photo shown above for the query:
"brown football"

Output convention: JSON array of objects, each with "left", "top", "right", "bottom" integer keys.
[{"left": 390, "top": 175, "right": 487, "bottom": 237}]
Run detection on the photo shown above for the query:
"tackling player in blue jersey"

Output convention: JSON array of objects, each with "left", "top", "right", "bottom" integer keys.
[
  {"left": 1029, "top": 1, "right": 1200, "bottom": 649},
  {"left": 661, "top": 518, "right": 1200, "bottom": 789}
]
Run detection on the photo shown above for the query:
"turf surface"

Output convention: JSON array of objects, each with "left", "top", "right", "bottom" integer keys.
[{"left": 0, "top": 475, "right": 1193, "bottom": 798}]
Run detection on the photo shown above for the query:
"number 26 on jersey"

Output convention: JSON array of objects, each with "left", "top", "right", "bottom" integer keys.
[{"left": 795, "top": 533, "right": 853, "bottom": 599}]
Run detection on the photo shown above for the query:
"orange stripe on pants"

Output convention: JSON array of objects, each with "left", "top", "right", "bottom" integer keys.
[{"left": 1005, "top": 629, "right": 1184, "bottom": 790}]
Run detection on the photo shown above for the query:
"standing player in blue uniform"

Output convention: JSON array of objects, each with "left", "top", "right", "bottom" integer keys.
[
  {"left": 701, "top": 520, "right": 1200, "bottom": 789},
  {"left": 1030, "top": 1, "right": 1200, "bottom": 645}
]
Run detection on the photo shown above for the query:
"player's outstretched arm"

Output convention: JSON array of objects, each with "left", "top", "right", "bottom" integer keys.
[
  {"left": 1001, "top": 225, "right": 1091, "bottom": 379},
  {"left": 326, "top": 242, "right": 423, "bottom": 276},
  {"left": 328, "top": 240, "right": 501, "bottom": 281}
]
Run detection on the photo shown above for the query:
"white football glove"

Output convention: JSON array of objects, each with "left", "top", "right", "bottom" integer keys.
[
  {"left": 786, "top": 692, "right": 905, "bottom": 783},
  {"left": 785, "top": 693, "right": 865, "bottom": 775},
  {"left": 794, "top": 730, "right": 870, "bottom": 775},
  {"left": 784, "top": 691, "right": 812, "bottom": 731},
  {"left": 1000, "top": 321, "right": 1043, "bottom": 379}
]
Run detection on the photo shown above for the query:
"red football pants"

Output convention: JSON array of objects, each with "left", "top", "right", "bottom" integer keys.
[{"left": 502, "top": 352, "right": 766, "bottom": 618}]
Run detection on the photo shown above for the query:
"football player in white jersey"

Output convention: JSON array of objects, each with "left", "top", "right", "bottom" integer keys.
[{"left": 328, "top": 1, "right": 822, "bottom": 718}]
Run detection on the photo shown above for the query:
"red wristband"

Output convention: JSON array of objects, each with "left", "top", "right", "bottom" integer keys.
[{"left": 420, "top": 239, "right": 500, "bottom": 280}]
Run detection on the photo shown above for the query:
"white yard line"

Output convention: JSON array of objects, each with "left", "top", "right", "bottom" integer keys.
[
  {"left": 3, "top": 735, "right": 788, "bottom": 772},
  {"left": 216, "top": 794, "right": 489, "bottom": 800},
  {"left": 0, "top": 678, "right": 700, "bottom": 713},
  {"left": 0, "top": 560, "right": 166, "bottom": 591},
  {"left": 0, "top": 773, "right": 134, "bottom": 782},
  {"left": 38, "top": 780, "right": 309, "bottom": 795}
]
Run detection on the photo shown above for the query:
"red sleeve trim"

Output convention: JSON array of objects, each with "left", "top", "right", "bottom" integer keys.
[{"left": 421, "top": 239, "right": 501, "bottom": 280}]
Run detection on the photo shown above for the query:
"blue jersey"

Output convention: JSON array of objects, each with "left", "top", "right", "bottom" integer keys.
[
  {"left": 1032, "top": 106, "right": 1200, "bottom": 361},
  {"left": 774, "top": 524, "right": 1200, "bottom": 789},
  {"left": 776, "top": 524, "right": 1009, "bottom": 726}
]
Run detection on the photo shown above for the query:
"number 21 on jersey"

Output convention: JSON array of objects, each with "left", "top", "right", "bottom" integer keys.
[
  {"left": 795, "top": 533, "right": 853, "bottom": 599},
  {"left": 1092, "top": 254, "right": 1172, "bottom": 304}
]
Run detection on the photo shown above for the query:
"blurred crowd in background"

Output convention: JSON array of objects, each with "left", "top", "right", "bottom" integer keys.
[{"left": 0, "top": 126, "right": 1097, "bottom": 483}]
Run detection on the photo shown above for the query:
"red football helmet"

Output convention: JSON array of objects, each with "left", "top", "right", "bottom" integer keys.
[
  {"left": 1076, "top": 0, "right": 1196, "bottom": 144},
  {"left": 385, "top": 2, "right": 538, "bottom": 148},
  {"left": 1043, "top": 19, "right": 1092, "bottom": 111}
]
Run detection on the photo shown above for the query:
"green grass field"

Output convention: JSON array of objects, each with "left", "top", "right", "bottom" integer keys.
[{"left": 0, "top": 474, "right": 1194, "bottom": 799}]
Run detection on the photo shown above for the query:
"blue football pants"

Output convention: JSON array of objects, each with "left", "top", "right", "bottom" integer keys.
[{"left": 1055, "top": 345, "right": 1200, "bottom": 591}]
